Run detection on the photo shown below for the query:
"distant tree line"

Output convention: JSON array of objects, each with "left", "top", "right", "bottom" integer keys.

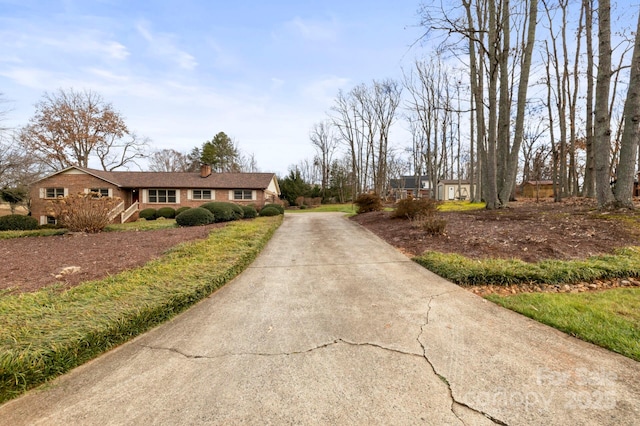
[{"left": 288, "top": 0, "right": 640, "bottom": 211}]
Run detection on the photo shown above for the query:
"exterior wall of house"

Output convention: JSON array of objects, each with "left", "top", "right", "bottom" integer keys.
[
  {"left": 30, "top": 168, "right": 280, "bottom": 224},
  {"left": 29, "top": 170, "right": 125, "bottom": 224},
  {"left": 135, "top": 188, "right": 272, "bottom": 212}
]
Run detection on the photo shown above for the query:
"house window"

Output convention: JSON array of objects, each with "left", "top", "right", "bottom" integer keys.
[
  {"left": 148, "top": 189, "right": 177, "bottom": 203},
  {"left": 90, "top": 188, "right": 110, "bottom": 197},
  {"left": 45, "top": 188, "right": 65, "bottom": 198},
  {"left": 192, "top": 189, "right": 212, "bottom": 200},
  {"left": 46, "top": 216, "right": 57, "bottom": 225},
  {"left": 233, "top": 190, "right": 253, "bottom": 200}
]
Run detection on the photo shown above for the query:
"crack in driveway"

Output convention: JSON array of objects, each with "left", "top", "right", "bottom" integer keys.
[
  {"left": 139, "top": 292, "right": 507, "bottom": 425},
  {"left": 139, "top": 338, "right": 423, "bottom": 361},
  {"left": 419, "top": 294, "right": 508, "bottom": 426}
]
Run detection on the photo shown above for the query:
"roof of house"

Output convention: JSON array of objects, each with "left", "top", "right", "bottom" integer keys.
[
  {"left": 34, "top": 166, "right": 280, "bottom": 191},
  {"left": 437, "top": 180, "right": 473, "bottom": 185},
  {"left": 389, "top": 176, "right": 432, "bottom": 189}
]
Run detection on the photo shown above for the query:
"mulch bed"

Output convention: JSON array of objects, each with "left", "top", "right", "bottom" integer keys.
[
  {"left": 351, "top": 198, "right": 640, "bottom": 295},
  {"left": 351, "top": 198, "right": 640, "bottom": 262},
  {"left": 0, "top": 224, "right": 224, "bottom": 294}
]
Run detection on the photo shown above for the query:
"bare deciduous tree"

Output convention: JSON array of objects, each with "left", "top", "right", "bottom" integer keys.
[
  {"left": 309, "top": 121, "right": 338, "bottom": 199},
  {"left": 148, "top": 149, "right": 192, "bottom": 172},
  {"left": 19, "top": 88, "right": 148, "bottom": 171},
  {"left": 613, "top": 11, "right": 640, "bottom": 208},
  {"left": 594, "top": 0, "right": 615, "bottom": 208},
  {"left": 330, "top": 79, "right": 401, "bottom": 197}
]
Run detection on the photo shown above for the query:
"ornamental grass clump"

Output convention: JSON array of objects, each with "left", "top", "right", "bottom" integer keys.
[
  {"left": 412, "top": 214, "right": 448, "bottom": 235},
  {"left": 46, "top": 193, "right": 122, "bottom": 233}
]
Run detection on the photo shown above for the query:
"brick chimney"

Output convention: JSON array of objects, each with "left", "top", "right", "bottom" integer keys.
[{"left": 200, "top": 164, "right": 212, "bottom": 178}]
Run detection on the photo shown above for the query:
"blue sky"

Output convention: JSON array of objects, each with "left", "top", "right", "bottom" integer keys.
[{"left": 0, "top": 0, "right": 425, "bottom": 174}]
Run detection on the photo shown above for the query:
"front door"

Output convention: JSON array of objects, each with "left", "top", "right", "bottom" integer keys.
[{"left": 448, "top": 186, "right": 455, "bottom": 200}]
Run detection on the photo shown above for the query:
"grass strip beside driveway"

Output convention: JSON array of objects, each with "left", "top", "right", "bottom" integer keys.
[
  {"left": 414, "top": 247, "right": 640, "bottom": 285},
  {"left": 486, "top": 289, "right": 640, "bottom": 362},
  {"left": 0, "top": 216, "right": 282, "bottom": 403}
]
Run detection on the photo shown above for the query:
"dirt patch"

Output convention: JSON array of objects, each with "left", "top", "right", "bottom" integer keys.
[
  {"left": 0, "top": 224, "right": 224, "bottom": 294},
  {"left": 351, "top": 198, "right": 640, "bottom": 294}
]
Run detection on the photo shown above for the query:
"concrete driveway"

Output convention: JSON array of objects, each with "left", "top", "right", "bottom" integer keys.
[{"left": 1, "top": 213, "right": 639, "bottom": 425}]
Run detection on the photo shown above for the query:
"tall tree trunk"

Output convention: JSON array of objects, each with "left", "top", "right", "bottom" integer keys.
[
  {"left": 594, "top": 0, "right": 614, "bottom": 207},
  {"left": 485, "top": 0, "right": 500, "bottom": 209},
  {"left": 496, "top": 0, "right": 511, "bottom": 206},
  {"left": 583, "top": 0, "right": 596, "bottom": 197},
  {"left": 499, "top": 0, "right": 538, "bottom": 205},
  {"left": 613, "top": 12, "right": 640, "bottom": 208}
]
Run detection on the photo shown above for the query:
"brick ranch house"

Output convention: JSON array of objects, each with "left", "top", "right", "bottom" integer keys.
[{"left": 29, "top": 165, "right": 281, "bottom": 225}]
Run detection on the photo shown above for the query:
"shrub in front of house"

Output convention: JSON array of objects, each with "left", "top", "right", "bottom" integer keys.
[
  {"left": 230, "top": 203, "right": 244, "bottom": 220},
  {"left": 45, "top": 193, "right": 122, "bottom": 233},
  {"left": 175, "top": 207, "right": 215, "bottom": 227},
  {"left": 200, "top": 202, "right": 236, "bottom": 222},
  {"left": 175, "top": 206, "right": 191, "bottom": 216},
  {"left": 392, "top": 198, "right": 441, "bottom": 220},
  {"left": 0, "top": 214, "right": 39, "bottom": 231},
  {"left": 138, "top": 208, "right": 157, "bottom": 220},
  {"left": 259, "top": 206, "right": 281, "bottom": 217},
  {"left": 354, "top": 193, "right": 383, "bottom": 214},
  {"left": 242, "top": 205, "right": 258, "bottom": 218},
  {"left": 156, "top": 207, "right": 176, "bottom": 219},
  {"left": 262, "top": 203, "right": 284, "bottom": 214}
]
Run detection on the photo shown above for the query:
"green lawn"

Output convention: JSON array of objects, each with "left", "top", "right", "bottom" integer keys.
[
  {"left": 0, "top": 218, "right": 178, "bottom": 240},
  {"left": 486, "top": 288, "right": 640, "bottom": 362},
  {"left": 105, "top": 219, "right": 179, "bottom": 231},
  {"left": 287, "top": 204, "right": 358, "bottom": 215},
  {"left": 414, "top": 247, "right": 640, "bottom": 286},
  {"left": 0, "top": 216, "right": 282, "bottom": 403}
]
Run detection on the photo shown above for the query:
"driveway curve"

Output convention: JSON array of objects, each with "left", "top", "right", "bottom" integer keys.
[{"left": 1, "top": 213, "right": 638, "bottom": 425}]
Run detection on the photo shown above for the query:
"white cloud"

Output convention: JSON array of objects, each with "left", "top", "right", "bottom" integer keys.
[
  {"left": 103, "top": 41, "right": 130, "bottom": 60},
  {"left": 0, "top": 67, "right": 53, "bottom": 89},
  {"left": 302, "top": 76, "right": 351, "bottom": 105},
  {"left": 135, "top": 20, "right": 197, "bottom": 70},
  {"left": 285, "top": 17, "right": 339, "bottom": 42}
]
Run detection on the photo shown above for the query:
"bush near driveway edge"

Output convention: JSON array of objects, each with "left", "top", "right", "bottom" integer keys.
[{"left": 0, "top": 216, "right": 283, "bottom": 403}]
